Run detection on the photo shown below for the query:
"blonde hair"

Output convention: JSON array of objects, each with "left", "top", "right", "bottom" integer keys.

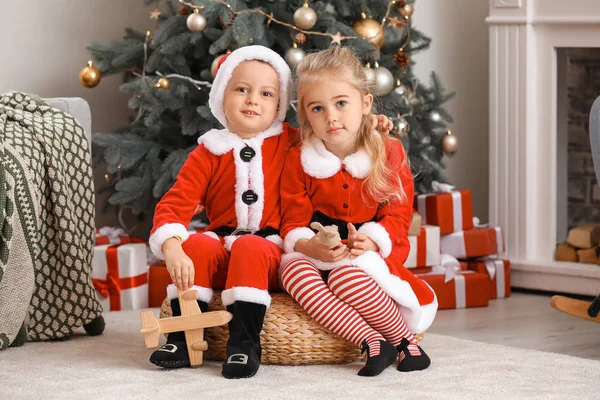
[{"left": 295, "top": 47, "right": 408, "bottom": 204}]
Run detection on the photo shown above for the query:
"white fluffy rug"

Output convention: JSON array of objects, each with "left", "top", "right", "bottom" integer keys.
[{"left": 1, "top": 309, "right": 599, "bottom": 399}]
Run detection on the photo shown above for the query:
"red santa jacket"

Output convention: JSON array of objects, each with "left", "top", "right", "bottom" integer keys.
[
  {"left": 149, "top": 121, "right": 297, "bottom": 259},
  {"left": 280, "top": 135, "right": 438, "bottom": 334}
]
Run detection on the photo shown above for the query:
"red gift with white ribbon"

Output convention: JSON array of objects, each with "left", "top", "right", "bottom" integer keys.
[
  {"left": 406, "top": 225, "right": 440, "bottom": 268},
  {"left": 95, "top": 226, "right": 145, "bottom": 246},
  {"left": 415, "top": 181, "right": 474, "bottom": 235},
  {"left": 467, "top": 258, "right": 511, "bottom": 299},
  {"left": 92, "top": 243, "right": 149, "bottom": 311},
  {"left": 440, "top": 226, "right": 504, "bottom": 259}
]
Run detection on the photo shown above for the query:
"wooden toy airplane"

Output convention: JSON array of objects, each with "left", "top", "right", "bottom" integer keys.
[
  {"left": 550, "top": 294, "right": 600, "bottom": 323},
  {"left": 140, "top": 289, "right": 232, "bottom": 366}
]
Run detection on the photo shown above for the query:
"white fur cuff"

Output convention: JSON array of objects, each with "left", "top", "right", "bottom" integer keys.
[
  {"left": 221, "top": 286, "right": 272, "bottom": 308},
  {"left": 149, "top": 223, "right": 190, "bottom": 260},
  {"left": 357, "top": 222, "right": 392, "bottom": 258},
  {"left": 283, "top": 227, "right": 315, "bottom": 254},
  {"left": 166, "top": 284, "right": 214, "bottom": 304}
]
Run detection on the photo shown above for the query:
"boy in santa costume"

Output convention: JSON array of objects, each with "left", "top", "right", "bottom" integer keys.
[{"left": 147, "top": 45, "right": 393, "bottom": 379}]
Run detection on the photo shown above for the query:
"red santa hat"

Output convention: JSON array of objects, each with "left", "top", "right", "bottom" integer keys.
[{"left": 208, "top": 45, "right": 293, "bottom": 129}]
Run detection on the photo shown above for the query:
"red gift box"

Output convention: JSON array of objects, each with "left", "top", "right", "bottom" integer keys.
[
  {"left": 416, "top": 185, "right": 474, "bottom": 234},
  {"left": 417, "top": 270, "right": 489, "bottom": 309},
  {"left": 95, "top": 227, "right": 145, "bottom": 246},
  {"left": 148, "top": 264, "right": 171, "bottom": 307},
  {"left": 467, "top": 258, "right": 511, "bottom": 299},
  {"left": 406, "top": 225, "right": 440, "bottom": 268},
  {"left": 440, "top": 227, "right": 504, "bottom": 259},
  {"left": 92, "top": 243, "right": 149, "bottom": 311}
]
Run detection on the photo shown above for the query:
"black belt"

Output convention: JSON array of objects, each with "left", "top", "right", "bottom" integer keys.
[
  {"left": 212, "top": 226, "right": 279, "bottom": 238},
  {"left": 311, "top": 211, "right": 375, "bottom": 240}
]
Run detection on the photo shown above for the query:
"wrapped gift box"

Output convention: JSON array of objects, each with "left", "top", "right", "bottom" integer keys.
[
  {"left": 92, "top": 243, "right": 149, "bottom": 311},
  {"left": 440, "top": 227, "right": 504, "bottom": 259},
  {"left": 406, "top": 225, "right": 440, "bottom": 268},
  {"left": 416, "top": 187, "right": 474, "bottom": 234},
  {"left": 95, "top": 227, "right": 145, "bottom": 246},
  {"left": 149, "top": 264, "right": 171, "bottom": 307},
  {"left": 467, "top": 258, "right": 511, "bottom": 299},
  {"left": 417, "top": 270, "right": 489, "bottom": 309}
]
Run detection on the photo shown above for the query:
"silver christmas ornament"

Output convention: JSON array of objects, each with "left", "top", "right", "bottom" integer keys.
[
  {"left": 363, "top": 63, "right": 377, "bottom": 86},
  {"left": 294, "top": 3, "right": 317, "bottom": 30},
  {"left": 285, "top": 44, "right": 305, "bottom": 69},
  {"left": 394, "top": 79, "right": 407, "bottom": 96},
  {"left": 372, "top": 63, "right": 394, "bottom": 96},
  {"left": 397, "top": 115, "right": 410, "bottom": 135},
  {"left": 187, "top": 10, "right": 207, "bottom": 32}
]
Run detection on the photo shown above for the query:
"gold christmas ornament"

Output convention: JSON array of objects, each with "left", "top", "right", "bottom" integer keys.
[
  {"left": 285, "top": 43, "right": 305, "bottom": 69},
  {"left": 372, "top": 62, "right": 394, "bottom": 97},
  {"left": 394, "top": 79, "right": 407, "bottom": 95},
  {"left": 363, "top": 63, "right": 377, "bottom": 86},
  {"left": 294, "top": 32, "right": 307, "bottom": 44},
  {"left": 353, "top": 13, "right": 385, "bottom": 49},
  {"left": 211, "top": 53, "right": 227, "bottom": 78},
  {"left": 79, "top": 61, "right": 101, "bottom": 88},
  {"left": 187, "top": 9, "right": 207, "bottom": 32},
  {"left": 293, "top": 2, "right": 317, "bottom": 30},
  {"left": 399, "top": 3, "right": 415, "bottom": 20},
  {"left": 155, "top": 77, "right": 170, "bottom": 89},
  {"left": 393, "top": 49, "right": 410, "bottom": 68},
  {"left": 441, "top": 130, "right": 458, "bottom": 154}
]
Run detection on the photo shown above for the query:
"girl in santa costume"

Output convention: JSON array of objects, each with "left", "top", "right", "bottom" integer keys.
[
  {"left": 147, "top": 45, "right": 393, "bottom": 379},
  {"left": 280, "top": 47, "right": 438, "bottom": 377}
]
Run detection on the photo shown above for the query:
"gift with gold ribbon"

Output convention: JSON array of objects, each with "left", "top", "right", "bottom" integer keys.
[
  {"left": 467, "top": 258, "right": 511, "bottom": 299},
  {"left": 91, "top": 243, "right": 149, "bottom": 311},
  {"left": 406, "top": 225, "right": 440, "bottom": 268},
  {"left": 415, "top": 254, "right": 489, "bottom": 309},
  {"left": 415, "top": 181, "right": 474, "bottom": 235}
]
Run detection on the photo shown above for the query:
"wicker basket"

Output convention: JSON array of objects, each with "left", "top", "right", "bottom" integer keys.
[{"left": 159, "top": 291, "right": 364, "bottom": 365}]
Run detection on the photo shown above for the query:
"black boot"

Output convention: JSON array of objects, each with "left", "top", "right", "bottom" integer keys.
[
  {"left": 221, "top": 301, "right": 266, "bottom": 379},
  {"left": 396, "top": 338, "right": 431, "bottom": 372},
  {"left": 149, "top": 298, "right": 208, "bottom": 369},
  {"left": 358, "top": 340, "right": 398, "bottom": 377}
]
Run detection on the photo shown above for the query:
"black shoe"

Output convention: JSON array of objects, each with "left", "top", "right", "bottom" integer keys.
[
  {"left": 221, "top": 301, "right": 266, "bottom": 379},
  {"left": 9, "top": 323, "right": 27, "bottom": 348},
  {"left": 357, "top": 340, "right": 398, "bottom": 377},
  {"left": 396, "top": 338, "right": 431, "bottom": 372},
  {"left": 83, "top": 315, "right": 105, "bottom": 336},
  {"left": 149, "top": 298, "right": 208, "bottom": 369}
]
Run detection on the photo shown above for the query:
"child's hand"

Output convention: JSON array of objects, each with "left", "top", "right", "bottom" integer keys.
[
  {"left": 162, "top": 238, "right": 195, "bottom": 291},
  {"left": 295, "top": 237, "right": 349, "bottom": 262},
  {"left": 347, "top": 223, "right": 380, "bottom": 259},
  {"left": 370, "top": 114, "right": 394, "bottom": 134}
]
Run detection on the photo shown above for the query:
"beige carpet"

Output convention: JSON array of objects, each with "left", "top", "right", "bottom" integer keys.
[{"left": 1, "top": 309, "right": 598, "bottom": 399}]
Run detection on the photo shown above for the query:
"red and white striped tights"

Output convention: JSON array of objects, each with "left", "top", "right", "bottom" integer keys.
[{"left": 281, "top": 259, "right": 419, "bottom": 358}]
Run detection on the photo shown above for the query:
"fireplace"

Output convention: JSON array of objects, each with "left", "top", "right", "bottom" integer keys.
[{"left": 488, "top": 0, "right": 600, "bottom": 296}]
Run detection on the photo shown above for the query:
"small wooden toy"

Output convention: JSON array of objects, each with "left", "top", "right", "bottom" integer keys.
[
  {"left": 310, "top": 222, "right": 341, "bottom": 247},
  {"left": 140, "top": 289, "right": 232, "bottom": 366},
  {"left": 550, "top": 294, "right": 600, "bottom": 323}
]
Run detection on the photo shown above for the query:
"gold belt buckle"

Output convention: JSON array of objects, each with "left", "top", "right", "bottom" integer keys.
[{"left": 231, "top": 228, "right": 254, "bottom": 236}]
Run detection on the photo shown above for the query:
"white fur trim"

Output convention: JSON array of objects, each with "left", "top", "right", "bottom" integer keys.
[
  {"left": 208, "top": 46, "right": 292, "bottom": 129},
  {"left": 149, "top": 223, "right": 190, "bottom": 260},
  {"left": 265, "top": 234, "right": 283, "bottom": 250},
  {"left": 280, "top": 250, "right": 435, "bottom": 333},
  {"left": 202, "top": 231, "right": 220, "bottom": 242},
  {"left": 223, "top": 235, "right": 238, "bottom": 252},
  {"left": 166, "top": 284, "right": 214, "bottom": 304},
  {"left": 221, "top": 286, "right": 272, "bottom": 308},
  {"left": 357, "top": 222, "right": 393, "bottom": 258},
  {"left": 300, "top": 135, "right": 372, "bottom": 179},
  {"left": 283, "top": 227, "right": 315, "bottom": 254}
]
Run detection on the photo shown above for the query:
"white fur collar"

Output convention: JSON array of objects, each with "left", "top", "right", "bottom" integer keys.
[
  {"left": 300, "top": 135, "right": 373, "bottom": 179},
  {"left": 198, "top": 121, "right": 283, "bottom": 156}
]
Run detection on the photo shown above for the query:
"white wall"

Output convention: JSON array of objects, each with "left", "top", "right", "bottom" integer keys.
[
  {"left": 412, "top": 0, "right": 490, "bottom": 221},
  {"left": 0, "top": 0, "right": 491, "bottom": 232}
]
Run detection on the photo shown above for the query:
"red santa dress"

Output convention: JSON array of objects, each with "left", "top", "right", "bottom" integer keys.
[{"left": 280, "top": 135, "right": 438, "bottom": 334}]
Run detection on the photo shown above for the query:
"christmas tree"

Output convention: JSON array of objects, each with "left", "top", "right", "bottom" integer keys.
[{"left": 84, "top": 0, "right": 455, "bottom": 221}]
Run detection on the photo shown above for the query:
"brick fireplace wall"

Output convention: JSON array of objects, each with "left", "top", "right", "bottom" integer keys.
[{"left": 567, "top": 48, "right": 600, "bottom": 230}]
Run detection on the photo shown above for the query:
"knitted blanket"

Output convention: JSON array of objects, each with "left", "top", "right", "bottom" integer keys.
[{"left": 0, "top": 92, "right": 101, "bottom": 349}]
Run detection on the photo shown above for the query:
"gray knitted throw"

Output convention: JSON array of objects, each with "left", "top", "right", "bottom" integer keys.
[{"left": 0, "top": 92, "right": 101, "bottom": 349}]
